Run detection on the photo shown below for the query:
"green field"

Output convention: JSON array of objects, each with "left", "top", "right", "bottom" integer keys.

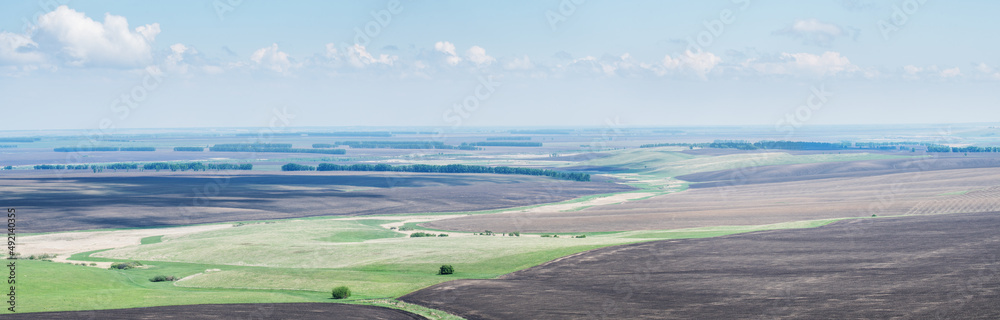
[{"left": 14, "top": 215, "right": 848, "bottom": 315}]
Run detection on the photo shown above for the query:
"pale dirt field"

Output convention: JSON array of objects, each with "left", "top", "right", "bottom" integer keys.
[{"left": 18, "top": 224, "right": 232, "bottom": 268}]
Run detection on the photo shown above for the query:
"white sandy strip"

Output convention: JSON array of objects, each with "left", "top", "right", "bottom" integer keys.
[
  {"left": 20, "top": 224, "right": 232, "bottom": 268},
  {"left": 505, "top": 192, "right": 657, "bottom": 214}
]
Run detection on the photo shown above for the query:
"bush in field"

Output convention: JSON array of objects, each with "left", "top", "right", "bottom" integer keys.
[
  {"left": 439, "top": 265, "right": 454, "bottom": 275},
  {"left": 410, "top": 232, "right": 436, "bottom": 237},
  {"left": 109, "top": 261, "right": 142, "bottom": 270},
  {"left": 575, "top": 235, "right": 586, "bottom": 238},
  {"left": 438, "top": 233, "right": 448, "bottom": 237},
  {"left": 397, "top": 226, "right": 414, "bottom": 231},
  {"left": 149, "top": 275, "right": 178, "bottom": 282},
  {"left": 511, "top": 231, "right": 520, "bottom": 237},
  {"left": 331, "top": 286, "right": 351, "bottom": 299}
]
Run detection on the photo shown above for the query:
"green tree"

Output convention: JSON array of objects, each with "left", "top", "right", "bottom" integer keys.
[
  {"left": 331, "top": 286, "right": 351, "bottom": 299},
  {"left": 438, "top": 265, "right": 455, "bottom": 275}
]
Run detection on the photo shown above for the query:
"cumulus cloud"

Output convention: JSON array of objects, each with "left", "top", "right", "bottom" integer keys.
[
  {"left": 344, "top": 44, "right": 396, "bottom": 67},
  {"left": 35, "top": 6, "right": 159, "bottom": 67},
  {"left": 249, "top": 43, "right": 297, "bottom": 73},
  {"left": 746, "top": 51, "right": 859, "bottom": 77},
  {"left": 465, "top": 46, "right": 495, "bottom": 66},
  {"left": 774, "top": 19, "right": 845, "bottom": 47},
  {"left": 0, "top": 32, "right": 45, "bottom": 65},
  {"left": 940, "top": 67, "right": 961, "bottom": 78},
  {"left": 434, "top": 41, "right": 461, "bottom": 66},
  {"left": 659, "top": 51, "right": 722, "bottom": 78}
]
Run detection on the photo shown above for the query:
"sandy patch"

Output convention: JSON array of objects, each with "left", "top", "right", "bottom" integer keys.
[
  {"left": 19, "top": 224, "right": 232, "bottom": 266},
  {"left": 506, "top": 192, "right": 657, "bottom": 214}
]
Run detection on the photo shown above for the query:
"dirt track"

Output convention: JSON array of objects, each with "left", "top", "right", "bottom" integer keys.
[
  {"left": 3, "top": 303, "right": 426, "bottom": 319},
  {"left": 4, "top": 171, "right": 632, "bottom": 233},
  {"left": 425, "top": 167, "right": 1000, "bottom": 232},
  {"left": 403, "top": 212, "right": 1000, "bottom": 319}
]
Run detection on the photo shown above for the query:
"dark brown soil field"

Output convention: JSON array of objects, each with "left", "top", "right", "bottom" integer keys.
[
  {"left": 4, "top": 303, "right": 425, "bottom": 319},
  {"left": 424, "top": 167, "right": 1000, "bottom": 232},
  {"left": 403, "top": 212, "right": 1000, "bottom": 319},
  {"left": 678, "top": 154, "right": 1000, "bottom": 188},
  {"left": 4, "top": 171, "right": 632, "bottom": 233}
]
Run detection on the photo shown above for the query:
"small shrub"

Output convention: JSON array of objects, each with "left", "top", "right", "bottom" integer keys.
[
  {"left": 149, "top": 275, "right": 178, "bottom": 282},
  {"left": 331, "top": 286, "right": 351, "bottom": 299},
  {"left": 511, "top": 231, "right": 520, "bottom": 237},
  {"left": 89, "top": 263, "right": 97, "bottom": 266},
  {"left": 575, "top": 235, "right": 586, "bottom": 238},
  {"left": 541, "top": 234, "right": 552, "bottom": 238},
  {"left": 438, "top": 233, "right": 449, "bottom": 237},
  {"left": 410, "top": 232, "right": 436, "bottom": 237},
  {"left": 398, "top": 226, "right": 414, "bottom": 231},
  {"left": 109, "top": 261, "right": 143, "bottom": 270},
  {"left": 439, "top": 265, "right": 455, "bottom": 275}
]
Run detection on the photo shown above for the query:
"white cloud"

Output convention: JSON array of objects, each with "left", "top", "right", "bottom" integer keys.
[
  {"left": 940, "top": 67, "right": 961, "bottom": 78},
  {"left": 344, "top": 44, "right": 395, "bottom": 67},
  {"left": 746, "top": 51, "right": 859, "bottom": 77},
  {"left": 250, "top": 43, "right": 296, "bottom": 73},
  {"left": 774, "top": 19, "right": 844, "bottom": 47},
  {"left": 35, "top": 6, "right": 159, "bottom": 67},
  {"left": 0, "top": 32, "right": 45, "bottom": 65},
  {"left": 465, "top": 46, "right": 495, "bottom": 66},
  {"left": 434, "top": 41, "right": 461, "bottom": 66},
  {"left": 659, "top": 51, "right": 722, "bottom": 78}
]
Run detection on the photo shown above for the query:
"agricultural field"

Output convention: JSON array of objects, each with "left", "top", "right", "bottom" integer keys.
[
  {"left": 402, "top": 212, "right": 1000, "bottom": 319},
  {"left": 5, "top": 126, "right": 1000, "bottom": 319}
]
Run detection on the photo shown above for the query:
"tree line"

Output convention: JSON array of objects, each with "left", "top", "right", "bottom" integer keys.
[
  {"left": 0, "top": 138, "right": 39, "bottom": 142},
  {"left": 283, "top": 162, "right": 590, "bottom": 181},
  {"left": 209, "top": 143, "right": 346, "bottom": 154},
  {"left": 468, "top": 141, "right": 542, "bottom": 147},
  {"left": 926, "top": 144, "right": 1000, "bottom": 153},
  {"left": 332, "top": 141, "right": 480, "bottom": 150},
  {"left": 54, "top": 147, "right": 156, "bottom": 152},
  {"left": 0, "top": 145, "right": 16, "bottom": 148},
  {"left": 144, "top": 162, "right": 252, "bottom": 171},
  {"left": 173, "top": 147, "right": 205, "bottom": 151},
  {"left": 33, "top": 162, "right": 251, "bottom": 171},
  {"left": 486, "top": 137, "right": 531, "bottom": 141}
]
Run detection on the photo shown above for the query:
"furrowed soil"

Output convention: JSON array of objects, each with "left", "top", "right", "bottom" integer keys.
[
  {"left": 402, "top": 212, "right": 1000, "bottom": 319},
  {"left": 4, "top": 171, "right": 632, "bottom": 233},
  {"left": 4, "top": 303, "right": 426, "bottom": 319},
  {"left": 678, "top": 154, "right": 1000, "bottom": 187},
  {"left": 424, "top": 166, "right": 1000, "bottom": 232}
]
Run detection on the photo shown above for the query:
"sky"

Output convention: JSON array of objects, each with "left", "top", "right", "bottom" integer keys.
[{"left": 1, "top": 0, "right": 998, "bottom": 132}]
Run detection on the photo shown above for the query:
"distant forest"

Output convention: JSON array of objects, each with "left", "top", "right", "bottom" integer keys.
[
  {"left": 282, "top": 163, "right": 590, "bottom": 181},
  {"left": 54, "top": 147, "right": 156, "bottom": 152},
  {"left": 641, "top": 140, "right": 1000, "bottom": 153},
  {"left": 209, "top": 143, "right": 346, "bottom": 154}
]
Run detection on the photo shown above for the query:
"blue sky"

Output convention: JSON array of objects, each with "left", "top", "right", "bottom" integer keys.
[{"left": 1, "top": 0, "right": 998, "bottom": 131}]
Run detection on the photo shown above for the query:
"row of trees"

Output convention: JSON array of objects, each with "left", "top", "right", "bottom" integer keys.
[
  {"left": 306, "top": 163, "right": 591, "bottom": 181},
  {"left": 143, "top": 162, "right": 252, "bottom": 171},
  {"left": 54, "top": 147, "right": 156, "bottom": 152},
  {"left": 35, "top": 163, "right": 140, "bottom": 171},
  {"left": 235, "top": 131, "right": 392, "bottom": 137},
  {"left": 334, "top": 141, "right": 480, "bottom": 150},
  {"left": 926, "top": 145, "right": 1000, "bottom": 153},
  {"left": 468, "top": 141, "right": 542, "bottom": 147},
  {"left": 640, "top": 142, "right": 708, "bottom": 148},
  {"left": 281, "top": 163, "right": 316, "bottom": 171},
  {"left": 209, "top": 143, "right": 346, "bottom": 154},
  {"left": 0, "top": 138, "right": 39, "bottom": 142},
  {"left": 173, "top": 147, "right": 205, "bottom": 151},
  {"left": 486, "top": 137, "right": 531, "bottom": 141},
  {"left": 0, "top": 145, "right": 16, "bottom": 148}
]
